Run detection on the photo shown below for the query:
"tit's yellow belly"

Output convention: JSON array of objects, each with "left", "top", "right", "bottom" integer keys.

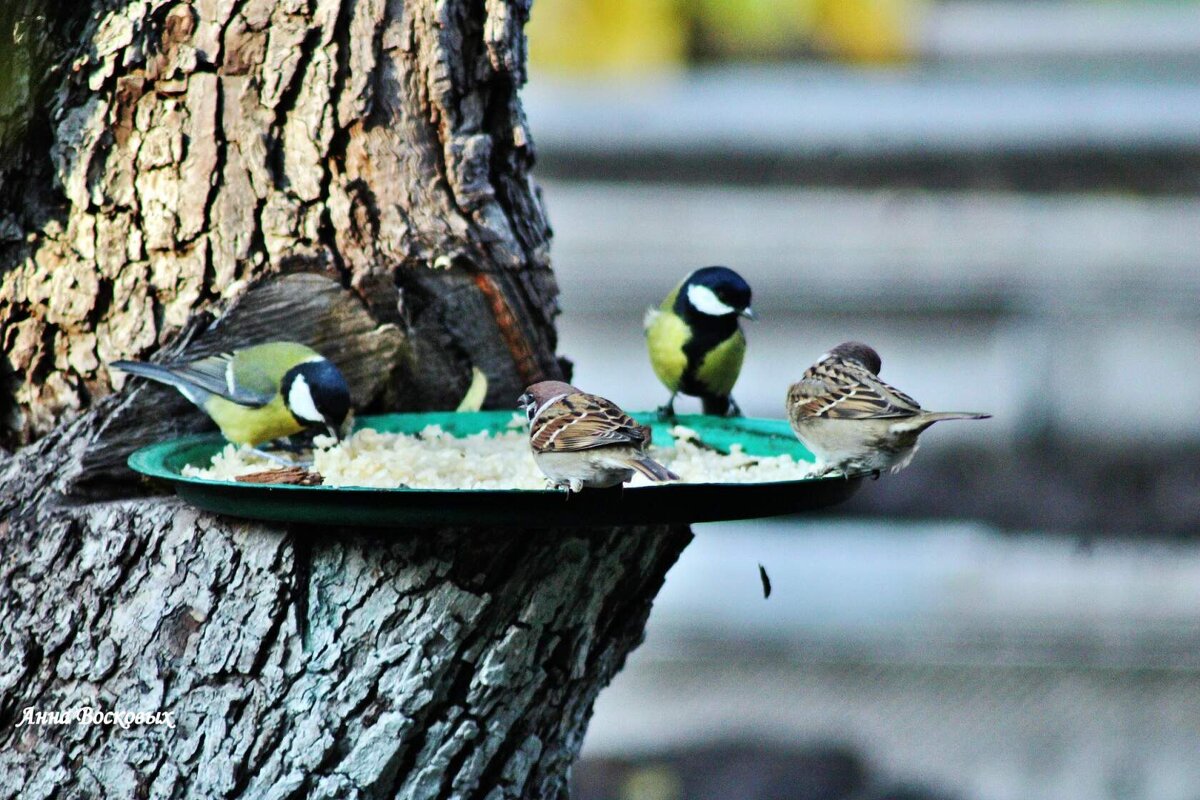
[
  {"left": 694, "top": 330, "right": 746, "bottom": 398},
  {"left": 645, "top": 309, "right": 690, "bottom": 392},
  {"left": 203, "top": 395, "right": 305, "bottom": 446}
]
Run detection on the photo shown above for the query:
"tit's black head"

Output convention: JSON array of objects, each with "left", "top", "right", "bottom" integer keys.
[
  {"left": 678, "top": 266, "right": 753, "bottom": 319},
  {"left": 828, "top": 341, "right": 882, "bottom": 375},
  {"left": 282, "top": 359, "right": 352, "bottom": 437}
]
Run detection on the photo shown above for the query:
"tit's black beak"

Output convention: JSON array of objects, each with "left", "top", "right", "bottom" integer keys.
[{"left": 740, "top": 307, "right": 757, "bottom": 321}]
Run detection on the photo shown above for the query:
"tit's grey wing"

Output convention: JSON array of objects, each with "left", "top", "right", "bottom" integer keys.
[
  {"left": 791, "top": 360, "right": 921, "bottom": 420},
  {"left": 116, "top": 353, "right": 273, "bottom": 407},
  {"left": 172, "top": 352, "right": 278, "bottom": 406}
]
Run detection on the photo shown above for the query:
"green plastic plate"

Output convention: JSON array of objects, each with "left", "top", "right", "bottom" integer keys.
[{"left": 128, "top": 411, "right": 862, "bottom": 528}]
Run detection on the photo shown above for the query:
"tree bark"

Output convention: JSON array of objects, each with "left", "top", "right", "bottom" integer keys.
[{"left": 0, "top": 1, "right": 691, "bottom": 797}]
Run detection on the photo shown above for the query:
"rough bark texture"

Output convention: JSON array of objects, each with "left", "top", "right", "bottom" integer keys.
[
  {"left": 1, "top": 0, "right": 563, "bottom": 447},
  {"left": 0, "top": 498, "right": 689, "bottom": 799},
  {"left": 0, "top": 1, "right": 692, "bottom": 797}
]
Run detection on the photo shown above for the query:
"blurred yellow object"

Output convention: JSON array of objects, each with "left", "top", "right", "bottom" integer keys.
[
  {"left": 813, "top": 0, "right": 924, "bottom": 63},
  {"left": 693, "top": 0, "right": 819, "bottom": 59},
  {"left": 526, "top": 0, "right": 923, "bottom": 71},
  {"left": 620, "top": 764, "right": 683, "bottom": 800},
  {"left": 455, "top": 367, "right": 488, "bottom": 413},
  {"left": 528, "top": 0, "right": 687, "bottom": 75}
]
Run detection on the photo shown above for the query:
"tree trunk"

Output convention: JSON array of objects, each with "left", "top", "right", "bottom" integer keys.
[{"left": 0, "top": 2, "right": 692, "bottom": 797}]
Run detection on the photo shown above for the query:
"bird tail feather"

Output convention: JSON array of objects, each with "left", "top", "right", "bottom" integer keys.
[
  {"left": 110, "top": 361, "right": 207, "bottom": 404},
  {"left": 892, "top": 411, "right": 991, "bottom": 433},
  {"left": 924, "top": 411, "right": 992, "bottom": 422},
  {"left": 110, "top": 360, "right": 181, "bottom": 385},
  {"left": 628, "top": 456, "right": 679, "bottom": 483}
]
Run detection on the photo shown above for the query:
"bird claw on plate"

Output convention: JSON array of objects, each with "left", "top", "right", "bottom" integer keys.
[{"left": 547, "top": 479, "right": 580, "bottom": 496}]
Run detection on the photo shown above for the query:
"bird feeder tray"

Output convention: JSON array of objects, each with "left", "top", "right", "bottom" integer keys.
[{"left": 128, "top": 411, "right": 863, "bottom": 528}]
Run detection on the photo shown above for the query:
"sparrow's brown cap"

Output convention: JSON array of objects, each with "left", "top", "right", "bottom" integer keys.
[
  {"left": 521, "top": 380, "right": 578, "bottom": 405},
  {"left": 829, "top": 342, "right": 882, "bottom": 375}
]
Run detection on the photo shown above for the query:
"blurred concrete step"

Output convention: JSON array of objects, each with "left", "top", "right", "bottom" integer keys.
[
  {"left": 582, "top": 523, "right": 1200, "bottom": 799},
  {"left": 543, "top": 181, "right": 1200, "bottom": 315},
  {"left": 922, "top": 2, "right": 1200, "bottom": 64},
  {"left": 632, "top": 521, "right": 1200, "bottom": 667},
  {"left": 525, "top": 68, "right": 1200, "bottom": 191}
]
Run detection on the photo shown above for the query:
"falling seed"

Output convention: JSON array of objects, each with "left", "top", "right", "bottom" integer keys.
[{"left": 758, "top": 563, "right": 771, "bottom": 599}]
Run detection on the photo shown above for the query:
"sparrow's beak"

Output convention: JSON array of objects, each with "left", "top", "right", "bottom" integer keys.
[{"left": 740, "top": 307, "right": 757, "bottom": 321}]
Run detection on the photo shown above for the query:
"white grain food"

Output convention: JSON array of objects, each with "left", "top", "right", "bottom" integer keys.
[{"left": 183, "top": 419, "right": 821, "bottom": 488}]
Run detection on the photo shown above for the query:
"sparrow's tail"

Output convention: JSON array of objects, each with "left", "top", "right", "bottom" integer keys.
[
  {"left": 628, "top": 455, "right": 679, "bottom": 483},
  {"left": 895, "top": 410, "right": 991, "bottom": 433},
  {"left": 925, "top": 411, "right": 992, "bottom": 422}
]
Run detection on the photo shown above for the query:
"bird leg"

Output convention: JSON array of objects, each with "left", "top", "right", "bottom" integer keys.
[
  {"left": 725, "top": 396, "right": 743, "bottom": 417},
  {"left": 272, "top": 437, "right": 308, "bottom": 453},
  {"left": 249, "top": 448, "right": 312, "bottom": 467},
  {"left": 656, "top": 393, "right": 678, "bottom": 421},
  {"left": 548, "top": 478, "right": 583, "bottom": 496}
]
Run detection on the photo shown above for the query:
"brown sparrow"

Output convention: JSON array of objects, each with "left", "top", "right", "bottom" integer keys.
[
  {"left": 786, "top": 342, "right": 991, "bottom": 476},
  {"left": 518, "top": 381, "right": 679, "bottom": 492}
]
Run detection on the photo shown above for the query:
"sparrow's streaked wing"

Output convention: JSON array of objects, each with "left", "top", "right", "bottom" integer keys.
[
  {"left": 792, "top": 359, "right": 922, "bottom": 420},
  {"left": 531, "top": 393, "right": 648, "bottom": 453}
]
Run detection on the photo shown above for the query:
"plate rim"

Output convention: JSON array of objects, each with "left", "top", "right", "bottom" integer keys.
[{"left": 127, "top": 410, "right": 843, "bottom": 494}]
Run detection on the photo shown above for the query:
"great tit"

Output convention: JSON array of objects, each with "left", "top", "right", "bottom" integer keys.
[
  {"left": 112, "top": 341, "right": 352, "bottom": 446},
  {"left": 644, "top": 266, "right": 755, "bottom": 417}
]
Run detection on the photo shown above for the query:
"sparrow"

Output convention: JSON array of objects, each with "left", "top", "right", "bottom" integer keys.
[
  {"left": 112, "top": 341, "right": 351, "bottom": 446},
  {"left": 518, "top": 380, "right": 679, "bottom": 492},
  {"left": 786, "top": 342, "right": 991, "bottom": 476},
  {"left": 645, "top": 266, "right": 755, "bottom": 418}
]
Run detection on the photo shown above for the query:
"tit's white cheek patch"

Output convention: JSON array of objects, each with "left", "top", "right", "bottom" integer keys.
[
  {"left": 687, "top": 284, "right": 736, "bottom": 317},
  {"left": 288, "top": 375, "right": 324, "bottom": 422}
]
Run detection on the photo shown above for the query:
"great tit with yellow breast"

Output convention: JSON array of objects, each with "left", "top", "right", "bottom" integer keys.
[
  {"left": 644, "top": 266, "right": 755, "bottom": 418},
  {"left": 112, "top": 341, "right": 351, "bottom": 447}
]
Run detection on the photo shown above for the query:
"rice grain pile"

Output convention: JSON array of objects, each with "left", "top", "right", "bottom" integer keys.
[{"left": 183, "top": 418, "right": 821, "bottom": 488}]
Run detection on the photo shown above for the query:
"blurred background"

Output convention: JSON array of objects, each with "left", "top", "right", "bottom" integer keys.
[{"left": 520, "top": 1, "right": 1200, "bottom": 799}]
